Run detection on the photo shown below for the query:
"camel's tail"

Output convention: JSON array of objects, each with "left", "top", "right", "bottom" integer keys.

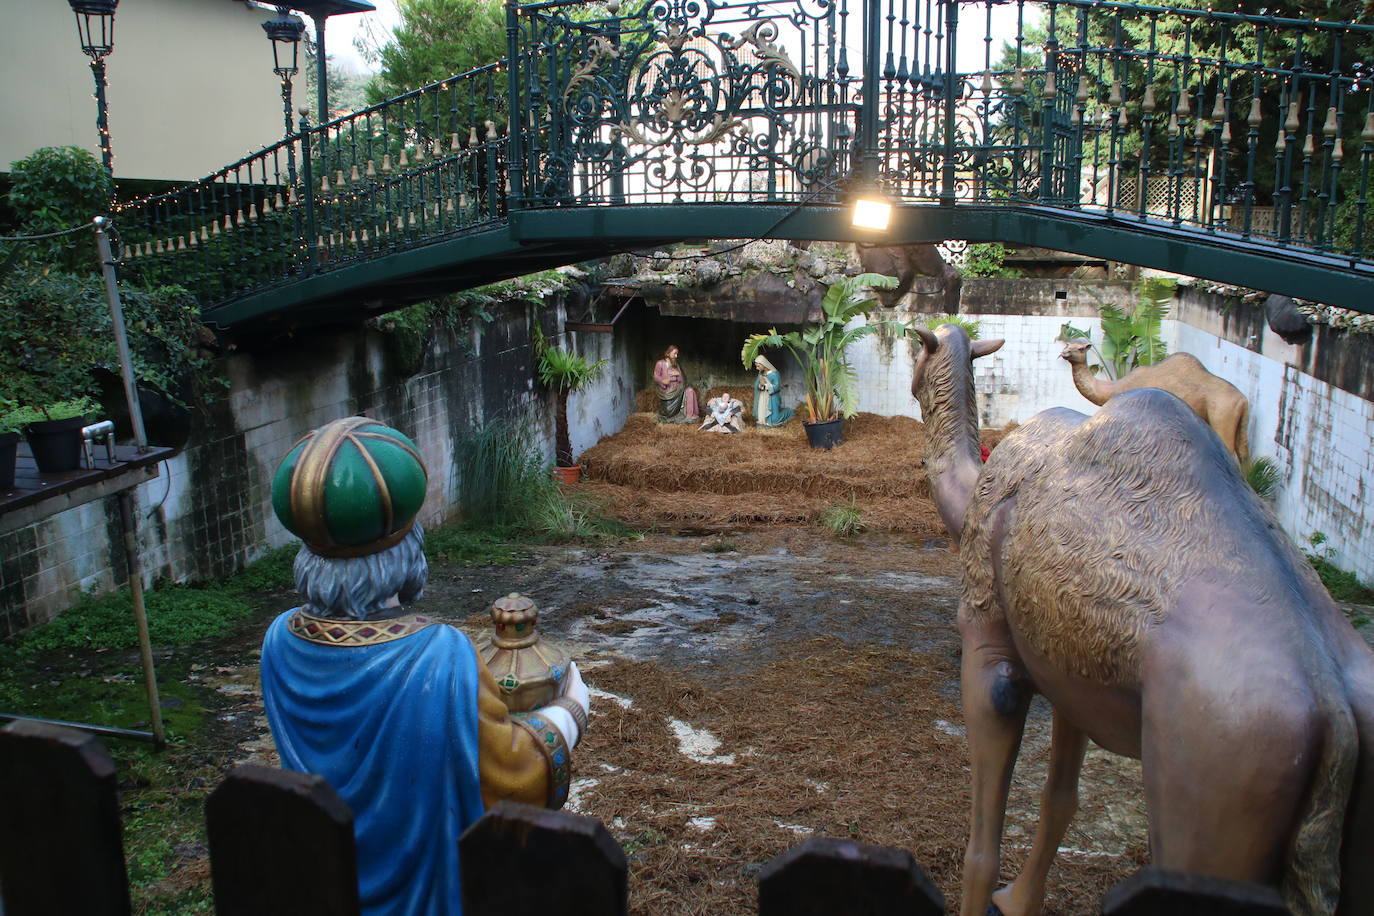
[{"left": 1283, "top": 675, "right": 1357, "bottom": 915}]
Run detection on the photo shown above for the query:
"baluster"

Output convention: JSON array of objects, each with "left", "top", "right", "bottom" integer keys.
[{"left": 1353, "top": 97, "right": 1374, "bottom": 259}]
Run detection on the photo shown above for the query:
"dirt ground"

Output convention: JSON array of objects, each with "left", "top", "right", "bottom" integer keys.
[{"left": 213, "top": 527, "right": 1149, "bottom": 915}]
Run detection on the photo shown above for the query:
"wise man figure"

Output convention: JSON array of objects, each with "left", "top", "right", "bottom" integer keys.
[{"left": 259, "top": 416, "right": 590, "bottom": 916}]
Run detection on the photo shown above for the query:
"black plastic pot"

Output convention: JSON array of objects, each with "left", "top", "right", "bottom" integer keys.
[
  {"left": 803, "top": 417, "right": 844, "bottom": 449},
  {"left": 0, "top": 431, "right": 18, "bottom": 491},
  {"left": 24, "top": 416, "right": 86, "bottom": 473}
]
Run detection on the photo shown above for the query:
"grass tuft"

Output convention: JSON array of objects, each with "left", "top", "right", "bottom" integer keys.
[
  {"left": 1242, "top": 456, "right": 1282, "bottom": 500},
  {"left": 819, "top": 497, "right": 866, "bottom": 538}
]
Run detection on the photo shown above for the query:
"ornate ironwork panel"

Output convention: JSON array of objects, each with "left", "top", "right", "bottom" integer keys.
[{"left": 513, "top": 0, "right": 861, "bottom": 207}]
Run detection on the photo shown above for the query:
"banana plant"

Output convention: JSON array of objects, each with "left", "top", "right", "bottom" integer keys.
[{"left": 740, "top": 273, "right": 899, "bottom": 423}]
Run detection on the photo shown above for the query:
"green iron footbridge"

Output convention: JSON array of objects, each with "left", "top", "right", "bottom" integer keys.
[{"left": 115, "top": 0, "right": 1374, "bottom": 330}]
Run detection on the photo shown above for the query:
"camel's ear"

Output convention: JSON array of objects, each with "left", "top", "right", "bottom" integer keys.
[
  {"left": 912, "top": 326, "right": 939, "bottom": 353},
  {"left": 971, "top": 338, "right": 1004, "bottom": 359}
]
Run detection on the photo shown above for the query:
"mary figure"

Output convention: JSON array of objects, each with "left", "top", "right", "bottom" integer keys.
[
  {"left": 653, "top": 344, "right": 700, "bottom": 423},
  {"left": 753, "top": 356, "right": 795, "bottom": 427}
]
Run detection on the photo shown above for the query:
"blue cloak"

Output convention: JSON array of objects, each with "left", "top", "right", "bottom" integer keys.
[{"left": 260, "top": 611, "right": 485, "bottom": 915}]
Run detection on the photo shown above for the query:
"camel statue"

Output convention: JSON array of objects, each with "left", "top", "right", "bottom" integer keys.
[
  {"left": 912, "top": 323, "right": 1374, "bottom": 916},
  {"left": 1061, "top": 339, "right": 1251, "bottom": 462}
]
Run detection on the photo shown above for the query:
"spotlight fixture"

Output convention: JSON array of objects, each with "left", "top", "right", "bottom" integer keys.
[{"left": 850, "top": 185, "right": 893, "bottom": 232}]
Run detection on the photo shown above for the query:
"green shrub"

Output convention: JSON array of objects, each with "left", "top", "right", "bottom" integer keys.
[
  {"left": 1303, "top": 532, "right": 1374, "bottom": 615},
  {"left": 218, "top": 546, "right": 298, "bottom": 594},
  {"left": 961, "top": 242, "right": 1021, "bottom": 278},
  {"left": 6, "top": 146, "right": 112, "bottom": 272},
  {"left": 923, "top": 314, "right": 981, "bottom": 340},
  {"left": 453, "top": 413, "right": 635, "bottom": 544}
]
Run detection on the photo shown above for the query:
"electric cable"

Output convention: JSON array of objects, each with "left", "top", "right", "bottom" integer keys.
[{"left": 0, "top": 223, "right": 95, "bottom": 242}]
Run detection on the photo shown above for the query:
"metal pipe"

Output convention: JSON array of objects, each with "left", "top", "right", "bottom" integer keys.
[
  {"left": 0, "top": 713, "right": 157, "bottom": 744},
  {"left": 118, "top": 490, "right": 165, "bottom": 748},
  {"left": 92, "top": 217, "right": 147, "bottom": 452}
]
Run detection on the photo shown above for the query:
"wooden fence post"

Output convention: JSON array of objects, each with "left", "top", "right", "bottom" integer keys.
[
  {"left": 1102, "top": 867, "right": 1290, "bottom": 915},
  {"left": 206, "top": 765, "right": 359, "bottom": 916},
  {"left": 0, "top": 720, "right": 131, "bottom": 916},
  {"left": 460, "top": 801, "right": 627, "bottom": 916},
  {"left": 758, "top": 836, "right": 945, "bottom": 916}
]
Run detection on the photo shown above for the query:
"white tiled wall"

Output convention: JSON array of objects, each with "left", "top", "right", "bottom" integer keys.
[{"left": 843, "top": 309, "right": 1374, "bottom": 583}]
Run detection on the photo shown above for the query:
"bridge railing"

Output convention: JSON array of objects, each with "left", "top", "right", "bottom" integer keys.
[
  {"left": 113, "top": 0, "right": 1374, "bottom": 313},
  {"left": 918, "top": 0, "right": 1374, "bottom": 263},
  {"left": 116, "top": 61, "right": 512, "bottom": 302}
]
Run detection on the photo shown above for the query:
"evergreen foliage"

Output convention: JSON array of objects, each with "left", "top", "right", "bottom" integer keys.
[{"left": 366, "top": 0, "right": 507, "bottom": 103}]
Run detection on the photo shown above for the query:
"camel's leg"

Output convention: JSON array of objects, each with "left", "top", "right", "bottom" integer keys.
[
  {"left": 959, "top": 611, "right": 1032, "bottom": 916},
  {"left": 990, "top": 712, "right": 1088, "bottom": 916},
  {"left": 1141, "top": 629, "right": 1318, "bottom": 888},
  {"left": 1207, "top": 403, "right": 1245, "bottom": 464},
  {"left": 1339, "top": 651, "right": 1374, "bottom": 915}
]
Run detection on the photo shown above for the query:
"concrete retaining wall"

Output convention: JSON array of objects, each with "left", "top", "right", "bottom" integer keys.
[{"left": 0, "top": 300, "right": 634, "bottom": 637}]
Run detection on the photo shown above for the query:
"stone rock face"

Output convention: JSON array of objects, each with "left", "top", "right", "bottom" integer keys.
[{"left": 1263, "top": 293, "right": 1312, "bottom": 344}]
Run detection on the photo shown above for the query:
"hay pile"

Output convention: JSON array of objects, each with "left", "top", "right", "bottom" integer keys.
[{"left": 581, "top": 408, "right": 1014, "bottom": 534}]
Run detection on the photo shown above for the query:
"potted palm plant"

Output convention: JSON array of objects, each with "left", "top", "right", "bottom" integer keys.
[
  {"left": 537, "top": 345, "right": 608, "bottom": 484},
  {"left": 741, "top": 273, "right": 899, "bottom": 449}
]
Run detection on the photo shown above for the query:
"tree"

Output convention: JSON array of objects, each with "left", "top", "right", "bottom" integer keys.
[{"left": 366, "top": 0, "right": 507, "bottom": 104}]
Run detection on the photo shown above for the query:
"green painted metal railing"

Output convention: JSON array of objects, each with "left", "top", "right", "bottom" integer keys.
[{"left": 117, "top": 0, "right": 1374, "bottom": 313}]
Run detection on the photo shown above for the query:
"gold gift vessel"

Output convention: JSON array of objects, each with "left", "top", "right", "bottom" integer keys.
[{"left": 478, "top": 592, "right": 569, "bottom": 712}]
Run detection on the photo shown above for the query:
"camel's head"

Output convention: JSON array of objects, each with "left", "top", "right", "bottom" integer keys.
[
  {"left": 1060, "top": 339, "right": 1091, "bottom": 364},
  {"left": 910, "top": 324, "right": 1004, "bottom": 405}
]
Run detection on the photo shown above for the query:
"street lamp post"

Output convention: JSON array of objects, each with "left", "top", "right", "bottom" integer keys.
[
  {"left": 67, "top": 0, "right": 119, "bottom": 204},
  {"left": 263, "top": 7, "right": 308, "bottom": 136}
]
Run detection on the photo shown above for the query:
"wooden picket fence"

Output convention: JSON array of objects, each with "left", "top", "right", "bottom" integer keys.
[{"left": 0, "top": 720, "right": 1292, "bottom": 915}]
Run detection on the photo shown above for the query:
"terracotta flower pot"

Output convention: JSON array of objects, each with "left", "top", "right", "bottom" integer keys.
[{"left": 552, "top": 465, "right": 582, "bottom": 485}]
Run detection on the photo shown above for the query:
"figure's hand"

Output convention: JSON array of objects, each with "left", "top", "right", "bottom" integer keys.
[{"left": 538, "top": 662, "right": 590, "bottom": 749}]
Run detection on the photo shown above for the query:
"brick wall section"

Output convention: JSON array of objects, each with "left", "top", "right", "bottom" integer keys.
[{"left": 1, "top": 299, "right": 634, "bottom": 636}]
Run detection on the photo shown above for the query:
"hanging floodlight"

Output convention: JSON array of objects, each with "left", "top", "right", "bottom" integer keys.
[{"left": 850, "top": 185, "right": 893, "bottom": 232}]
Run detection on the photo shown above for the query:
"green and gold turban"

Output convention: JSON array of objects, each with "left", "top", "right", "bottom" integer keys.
[{"left": 271, "top": 417, "right": 428, "bottom": 558}]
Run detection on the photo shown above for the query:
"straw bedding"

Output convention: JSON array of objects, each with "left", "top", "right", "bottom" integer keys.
[
  {"left": 581, "top": 407, "right": 1014, "bottom": 534},
  {"left": 577, "top": 638, "right": 1146, "bottom": 914}
]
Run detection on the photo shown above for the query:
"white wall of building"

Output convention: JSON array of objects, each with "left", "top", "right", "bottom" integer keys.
[{"left": 0, "top": 0, "right": 284, "bottom": 181}]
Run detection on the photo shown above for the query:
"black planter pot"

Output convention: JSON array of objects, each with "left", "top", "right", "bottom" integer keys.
[
  {"left": 803, "top": 417, "right": 844, "bottom": 449},
  {"left": 0, "top": 431, "right": 18, "bottom": 491},
  {"left": 24, "top": 416, "right": 87, "bottom": 473}
]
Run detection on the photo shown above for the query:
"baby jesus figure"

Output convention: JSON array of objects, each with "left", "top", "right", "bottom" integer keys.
[{"left": 699, "top": 392, "right": 744, "bottom": 434}]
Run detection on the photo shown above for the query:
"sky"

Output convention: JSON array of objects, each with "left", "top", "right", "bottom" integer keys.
[{"left": 310, "top": 0, "right": 400, "bottom": 73}]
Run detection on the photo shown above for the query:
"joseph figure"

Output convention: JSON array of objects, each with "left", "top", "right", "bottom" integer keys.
[{"left": 259, "top": 417, "right": 589, "bottom": 916}]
